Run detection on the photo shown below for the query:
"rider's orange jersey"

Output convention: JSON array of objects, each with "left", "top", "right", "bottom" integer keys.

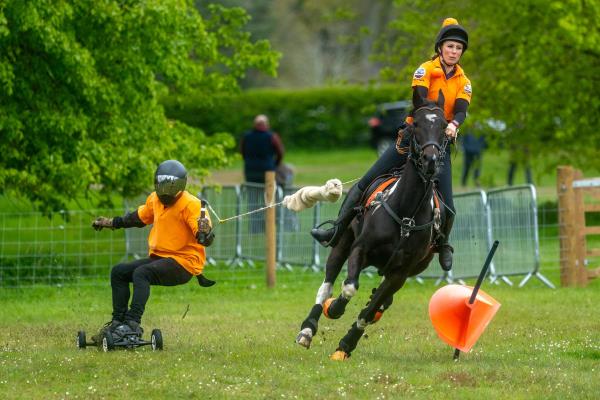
[
  {"left": 406, "top": 57, "right": 472, "bottom": 123},
  {"left": 137, "top": 191, "right": 212, "bottom": 275}
]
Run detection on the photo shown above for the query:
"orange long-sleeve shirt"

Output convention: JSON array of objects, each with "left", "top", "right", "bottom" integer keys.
[
  {"left": 407, "top": 57, "right": 472, "bottom": 123},
  {"left": 137, "top": 191, "right": 211, "bottom": 275}
]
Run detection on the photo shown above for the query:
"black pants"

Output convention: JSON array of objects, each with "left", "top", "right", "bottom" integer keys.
[
  {"left": 358, "top": 136, "right": 455, "bottom": 213},
  {"left": 462, "top": 151, "right": 482, "bottom": 186},
  {"left": 111, "top": 257, "right": 193, "bottom": 323}
]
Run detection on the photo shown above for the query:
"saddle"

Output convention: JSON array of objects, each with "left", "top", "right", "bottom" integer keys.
[
  {"left": 360, "top": 169, "right": 443, "bottom": 228},
  {"left": 360, "top": 168, "right": 404, "bottom": 208},
  {"left": 362, "top": 176, "right": 399, "bottom": 207}
]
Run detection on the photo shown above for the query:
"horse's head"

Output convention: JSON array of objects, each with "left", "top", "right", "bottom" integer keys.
[{"left": 410, "top": 95, "right": 448, "bottom": 179}]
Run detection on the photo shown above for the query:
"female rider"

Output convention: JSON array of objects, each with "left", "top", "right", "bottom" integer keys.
[{"left": 311, "top": 18, "right": 472, "bottom": 272}]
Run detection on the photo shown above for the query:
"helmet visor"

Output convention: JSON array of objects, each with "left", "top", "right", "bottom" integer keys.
[{"left": 155, "top": 175, "right": 186, "bottom": 205}]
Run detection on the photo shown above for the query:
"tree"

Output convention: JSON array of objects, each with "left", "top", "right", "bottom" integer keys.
[
  {"left": 0, "top": 0, "right": 279, "bottom": 212},
  {"left": 376, "top": 0, "right": 600, "bottom": 171}
]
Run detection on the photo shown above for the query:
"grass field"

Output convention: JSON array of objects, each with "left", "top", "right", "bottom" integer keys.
[
  {"left": 1, "top": 266, "right": 599, "bottom": 399},
  {"left": 2, "top": 146, "right": 599, "bottom": 399}
]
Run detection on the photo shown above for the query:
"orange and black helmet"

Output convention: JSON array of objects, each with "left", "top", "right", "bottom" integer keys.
[{"left": 434, "top": 18, "right": 468, "bottom": 53}]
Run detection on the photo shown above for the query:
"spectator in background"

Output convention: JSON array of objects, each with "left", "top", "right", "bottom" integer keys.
[
  {"left": 507, "top": 144, "right": 533, "bottom": 186},
  {"left": 240, "top": 114, "right": 285, "bottom": 184},
  {"left": 240, "top": 114, "right": 286, "bottom": 233},
  {"left": 460, "top": 130, "right": 486, "bottom": 187}
]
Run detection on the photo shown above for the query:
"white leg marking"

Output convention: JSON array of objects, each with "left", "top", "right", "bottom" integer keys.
[
  {"left": 315, "top": 282, "right": 333, "bottom": 304},
  {"left": 356, "top": 318, "right": 368, "bottom": 330},
  {"left": 341, "top": 282, "right": 357, "bottom": 299}
]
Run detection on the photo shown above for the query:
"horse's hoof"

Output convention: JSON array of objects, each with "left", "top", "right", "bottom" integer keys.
[
  {"left": 295, "top": 328, "right": 313, "bottom": 349},
  {"left": 330, "top": 350, "right": 349, "bottom": 361}
]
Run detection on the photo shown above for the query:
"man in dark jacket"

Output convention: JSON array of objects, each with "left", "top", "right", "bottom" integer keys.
[
  {"left": 240, "top": 114, "right": 285, "bottom": 184},
  {"left": 461, "top": 131, "right": 486, "bottom": 187}
]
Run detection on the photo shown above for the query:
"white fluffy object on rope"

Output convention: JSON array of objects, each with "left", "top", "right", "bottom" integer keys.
[{"left": 282, "top": 179, "right": 343, "bottom": 212}]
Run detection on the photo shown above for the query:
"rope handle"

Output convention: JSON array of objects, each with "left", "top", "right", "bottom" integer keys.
[{"left": 206, "top": 177, "right": 359, "bottom": 225}]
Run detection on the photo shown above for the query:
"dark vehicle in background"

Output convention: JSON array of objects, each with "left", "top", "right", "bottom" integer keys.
[{"left": 368, "top": 100, "right": 410, "bottom": 156}]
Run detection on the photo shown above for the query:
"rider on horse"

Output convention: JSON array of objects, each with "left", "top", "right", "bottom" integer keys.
[{"left": 312, "top": 17, "right": 472, "bottom": 272}]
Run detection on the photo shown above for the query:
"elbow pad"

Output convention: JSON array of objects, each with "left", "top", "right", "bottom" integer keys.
[{"left": 113, "top": 210, "right": 146, "bottom": 229}]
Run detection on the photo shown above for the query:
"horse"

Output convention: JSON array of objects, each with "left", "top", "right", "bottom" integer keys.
[{"left": 295, "top": 98, "right": 450, "bottom": 360}]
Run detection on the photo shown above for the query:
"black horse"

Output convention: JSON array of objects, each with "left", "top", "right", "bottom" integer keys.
[{"left": 296, "top": 98, "right": 450, "bottom": 359}]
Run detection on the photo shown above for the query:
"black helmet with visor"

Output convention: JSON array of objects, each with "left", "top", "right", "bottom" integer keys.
[{"left": 154, "top": 160, "right": 187, "bottom": 206}]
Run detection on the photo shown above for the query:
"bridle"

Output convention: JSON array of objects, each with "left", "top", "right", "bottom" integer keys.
[{"left": 408, "top": 105, "right": 449, "bottom": 182}]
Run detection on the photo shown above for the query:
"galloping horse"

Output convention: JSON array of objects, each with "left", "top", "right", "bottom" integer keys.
[{"left": 296, "top": 98, "right": 450, "bottom": 359}]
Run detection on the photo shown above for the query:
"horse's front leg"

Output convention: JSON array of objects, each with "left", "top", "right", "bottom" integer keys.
[
  {"left": 296, "top": 231, "right": 353, "bottom": 349},
  {"left": 323, "top": 241, "right": 366, "bottom": 320},
  {"left": 331, "top": 272, "right": 407, "bottom": 360}
]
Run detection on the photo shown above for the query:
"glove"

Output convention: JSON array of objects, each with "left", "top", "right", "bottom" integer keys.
[
  {"left": 92, "top": 217, "right": 114, "bottom": 231},
  {"left": 198, "top": 217, "right": 211, "bottom": 234},
  {"left": 445, "top": 120, "right": 459, "bottom": 140},
  {"left": 197, "top": 217, "right": 215, "bottom": 246}
]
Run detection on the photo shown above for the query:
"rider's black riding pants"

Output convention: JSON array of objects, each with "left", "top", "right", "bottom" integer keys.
[
  {"left": 357, "top": 135, "right": 455, "bottom": 214},
  {"left": 110, "top": 256, "right": 193, "bottom": 323}
]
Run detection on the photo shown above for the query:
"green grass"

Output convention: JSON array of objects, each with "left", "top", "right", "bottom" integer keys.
[{"left": 1, "top": 268, "right": 599, "bottom": 399}]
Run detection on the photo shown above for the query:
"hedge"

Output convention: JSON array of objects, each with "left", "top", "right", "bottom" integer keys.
[{"left": 162, "top": 85, "right": 410, "bottom": 149}]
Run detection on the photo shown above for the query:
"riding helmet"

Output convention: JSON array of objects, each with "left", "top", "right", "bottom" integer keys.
[
  {"left": 154, "top": 160, "right": 187, "bottom": 206},
  {"left": 434, "top": 17, "right": 468, "bottom": 53}
]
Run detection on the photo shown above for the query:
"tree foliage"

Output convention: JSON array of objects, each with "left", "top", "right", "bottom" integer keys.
[
  {"left": 0, "top": 0, "right": 279, "bottom": 212},
  {"left": 376, "top": 0, "right": 600, "bottom": 171}
]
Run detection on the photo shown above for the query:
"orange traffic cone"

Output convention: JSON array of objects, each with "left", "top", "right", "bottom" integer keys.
[
  {"left": 429, "top": 284, "right": 500, "bottom": 353},
  {"left": 429, "top": 240, "right": 501, "bottom": 357}
]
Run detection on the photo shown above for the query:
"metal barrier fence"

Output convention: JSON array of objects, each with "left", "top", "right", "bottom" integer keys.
[
  {"left": 0, "top": 185, "right": 556, "bottom": 288},
  {"left": 278, "top": 186, "right": 319, "bottom": 270},
  {"left": 432, "top": 190, "right": 493, "bottom": 281},
  {"left": 0, "top": 209, "right": 128, "bottom": 287},
  {"left": 199, "top": 184, "right": 553, "bottom": 287},
  {"left": 202, "top": 186, "right": 242, "bottom": 266},
  {"left": 487, "top": 185, "right": 554, "bottom": 288}
]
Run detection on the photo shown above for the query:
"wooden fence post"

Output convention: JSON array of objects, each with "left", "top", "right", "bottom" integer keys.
[
  {"left": 557, "top": 166, "right": 577, "bottom": 287},
  {"left": 265, "top": 171, "right": 276, "bottom": 288}
]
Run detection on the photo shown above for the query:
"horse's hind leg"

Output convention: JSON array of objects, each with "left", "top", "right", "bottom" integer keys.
[
  {"left": 331, "top": 273, "right": 407, "bottom": 360},
  {"left": 296, "top": 232, "right": 353, "bottom": 349},
  {"left": 368, "top": 287, "right": 394, "bottom": 324}
]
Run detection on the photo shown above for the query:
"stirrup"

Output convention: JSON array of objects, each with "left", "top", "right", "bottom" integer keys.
[
  {"left": 313, "top": 219, "right": 336, "bottom": 230},
  {"left": 311, "top": 220, "right": 339, "bottom": 247}
]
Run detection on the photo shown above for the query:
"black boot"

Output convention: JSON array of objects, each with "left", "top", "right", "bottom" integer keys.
[
  {"left": 92, "top": 319, "right": 123, "bottom": 343},
  {"left": 437, "top": 213, "right": 455, "bottom": 271},
  {"left": 124, "top": 319, "right": 144, "bottom": 336},
  {"left": 311, "top": 185, "right": 364, "bottom": 247}
]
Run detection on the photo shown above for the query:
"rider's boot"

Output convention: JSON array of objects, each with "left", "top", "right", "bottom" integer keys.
[
  {"left": 310, "top": 185, "right": 364, "bottom": 247},
  {"left": 436, "top": 213, "right": 455, "bottom": 271}
]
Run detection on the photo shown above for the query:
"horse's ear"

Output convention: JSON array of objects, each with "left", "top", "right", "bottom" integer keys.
[{"left": 437, "top": 90, "right": 445, "bottom": 109}]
